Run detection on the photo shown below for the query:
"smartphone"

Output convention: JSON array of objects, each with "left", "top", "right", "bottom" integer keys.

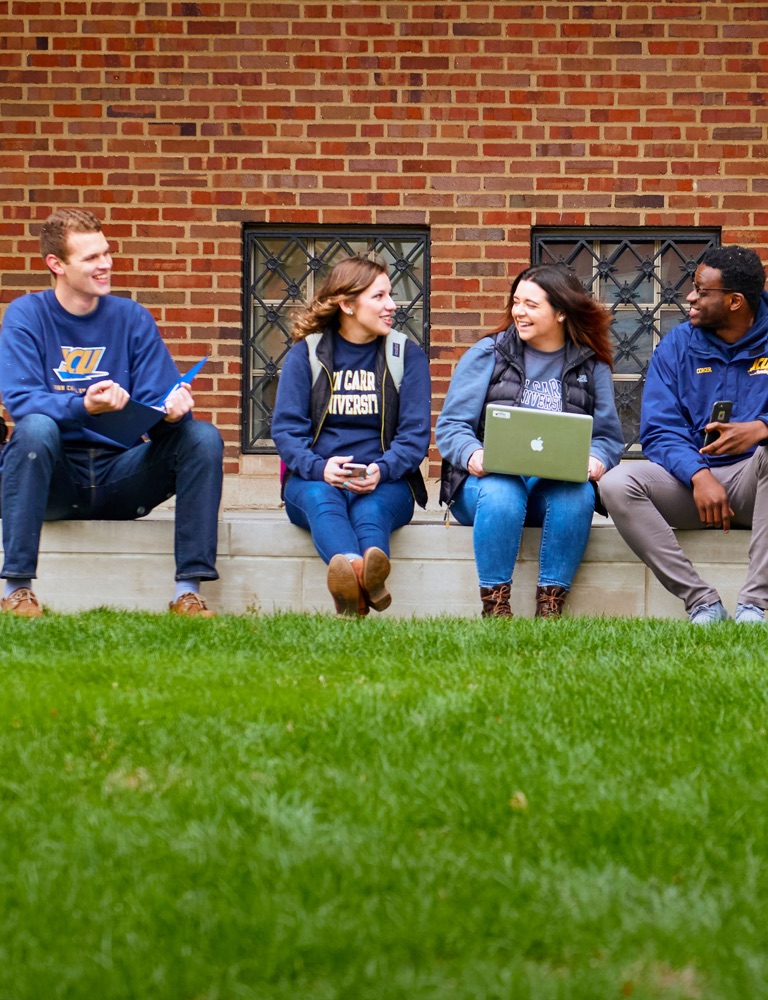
[
  {"left": 343, "top": 463, "right": 368, "bottom": 479},
  {"left": 703, "top": 400, "right": 732, "bottom": 447}
]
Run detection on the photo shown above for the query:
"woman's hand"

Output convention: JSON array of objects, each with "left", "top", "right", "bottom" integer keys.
[
  {"left": 346, "top": 462, "right": 380, "bottom": 494},
  {"left": 323, "top": 457, "right": 381, "bottom": 493},
  {"left": 467, "top": 448, "right": 485, "bottom": 478},
  {"left": 324, "top": 455, "right": 355, "bottom": 487},
  {"left": 588, "top": 455, "right": 606, "bottom": 481}
]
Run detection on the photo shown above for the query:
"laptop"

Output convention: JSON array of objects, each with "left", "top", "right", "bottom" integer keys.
[{"left": 482, "top": 404, "right": 593, "bottom": 482}]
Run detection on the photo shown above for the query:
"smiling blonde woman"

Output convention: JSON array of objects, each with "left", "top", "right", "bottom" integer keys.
[{"left": 271, "top": 253, "right": 431, "bottom": 618}]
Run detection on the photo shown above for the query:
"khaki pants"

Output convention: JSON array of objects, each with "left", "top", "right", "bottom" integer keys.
[{"left": 599, "top": 447, "right": 768, "bottom": 612}]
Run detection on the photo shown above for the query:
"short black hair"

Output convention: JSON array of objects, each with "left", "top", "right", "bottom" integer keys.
[{"left": 701, "top": 245, "right": 766, "bottom": 313}]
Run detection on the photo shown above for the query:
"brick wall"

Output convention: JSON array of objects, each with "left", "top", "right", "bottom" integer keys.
[{"left": 2, "top": 1, "right": 767, "bottom": 478}]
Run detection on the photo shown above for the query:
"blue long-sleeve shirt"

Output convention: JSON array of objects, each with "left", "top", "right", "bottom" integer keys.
[{"left": 435, "top": 334, "right": 624, "bottom": 472}]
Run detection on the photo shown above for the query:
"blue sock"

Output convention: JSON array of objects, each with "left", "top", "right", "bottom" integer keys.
[
  {"left": 5, "top": 579, "right": 32, "bottom": 598},
  {"left": 174, "top": 579, "right": 200, "bottom": 602}
]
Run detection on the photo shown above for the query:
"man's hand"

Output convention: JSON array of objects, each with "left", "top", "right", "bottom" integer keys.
[
  {"left": 164, "top": 383, "right": 194, "bottom": 423},
  {"left": 700, "top": 419, "right": 768, "bottom": 457},
  {"left": 83, "top": 380, "right": 129, "bottom": 415},
  {"left": 468, "top": 448, "right": 485, "bottom": 478},
  {"left": 691, "top": 468, "right": 734, "bottom": 531}
]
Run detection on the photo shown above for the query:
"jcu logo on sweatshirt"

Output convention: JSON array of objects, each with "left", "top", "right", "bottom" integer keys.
[
  {"left": 54, "top": 346, "right": 108, "bottom": 383},
  {"left": 747, "top": 357, "right": 768, "bottom": 376}
]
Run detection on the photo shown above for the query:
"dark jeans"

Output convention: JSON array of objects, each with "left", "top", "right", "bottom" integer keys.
[
  {"left": 0, "top": 413, "right": 223, "bottom": 582},
  {"left": 283, "top": 475, "right": 414, "bottom": 564}
]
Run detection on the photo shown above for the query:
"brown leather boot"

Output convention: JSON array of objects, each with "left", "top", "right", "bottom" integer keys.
[
  {"left": 360, "top": 546, "right": 391, "bottom": 612},
  {"left": 349, "top": 557, "right": 372, "bottom": 617},
  {"left": 480, "top": 583, "right": 513, "bottom": 618},
  {"left": 328, "top": 555, "right": 368, "bottom": 618},
  {"left": 535, "top": 585, "right": 568, "bottom": 618}
]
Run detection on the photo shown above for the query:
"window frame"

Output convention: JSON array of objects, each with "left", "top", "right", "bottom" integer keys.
[
  {"left": 532, "top": 226, "right": 722, "bottom": 457},
  {"left": 241, "top": 224, "right": 430, "bottom": 454}
]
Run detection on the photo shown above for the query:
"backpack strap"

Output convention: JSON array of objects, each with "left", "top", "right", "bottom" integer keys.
[
  {"left": 304, "top": 332, "right": 324, "bottom": 387},
  {"left": 384, "top": 329, "right": 408, "bottom": 391}
]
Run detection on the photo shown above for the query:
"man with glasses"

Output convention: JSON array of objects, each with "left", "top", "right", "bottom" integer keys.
[{"left": 600, "top": 245, "right": 768, "bottom": 624}]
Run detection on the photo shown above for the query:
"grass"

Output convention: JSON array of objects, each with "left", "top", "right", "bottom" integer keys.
[{"left": 1, "top": 611, "right": 768, "bottom": 999}]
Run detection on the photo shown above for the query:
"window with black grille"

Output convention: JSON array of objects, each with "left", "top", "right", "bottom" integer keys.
[
  {"left": 532, "top": 228, "right": 721, "bottom": 456},
  {"left": 242, "top": 226, "right": 430, "bottom": 453}
]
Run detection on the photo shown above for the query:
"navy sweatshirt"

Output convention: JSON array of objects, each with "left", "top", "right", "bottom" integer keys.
[
  {"left": 0, "top": 289, "right": 184, "bottom": 449},
  {"left": 271, "top": 330, "right": 431, "bottom": 483}
]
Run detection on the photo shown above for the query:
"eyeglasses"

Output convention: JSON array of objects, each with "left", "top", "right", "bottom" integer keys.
[{"left": 691, "top": 283, "right": 735, "bottom": 297}]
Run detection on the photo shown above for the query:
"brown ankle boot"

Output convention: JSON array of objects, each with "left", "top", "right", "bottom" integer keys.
[
  {"left": 328, "top": 555, "right": 368, "bottom": 618},
  {"left": 361, "top": 546, "right": 391, "bottom": 611},
  {"left": 480, "top": 583, "right": 513, "bottom": 618},
  {"left": 349, "top": 557, "right": 371, "bottom": 617},
  {"left": 535, "top": 585, "right": 568, "bottom": 618}
]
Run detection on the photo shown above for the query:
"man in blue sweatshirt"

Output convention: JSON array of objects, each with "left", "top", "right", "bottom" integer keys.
[
  {"left": 600, "top": 245, "right": 768, "bottom": 624},
  {"left": 0, "top": 209, "right": 223, "bottom": 617}
]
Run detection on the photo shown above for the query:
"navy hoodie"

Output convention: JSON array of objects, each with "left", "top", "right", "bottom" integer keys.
[{"left": 271, "top": 329, "right": 431, "bottom": 484}]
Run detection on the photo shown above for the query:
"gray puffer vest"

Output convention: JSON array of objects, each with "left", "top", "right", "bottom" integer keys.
[{"left": 439, "top": 325, "right": 599, "bottom": 509}]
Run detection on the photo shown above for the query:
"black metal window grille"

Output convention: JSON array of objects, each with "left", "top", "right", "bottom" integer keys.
[
  {"left": 532, "top": 228, "right": 721, "bottom": 456},
  {"left": 242, "top": 226, "right": 430, "bottom": 453}
]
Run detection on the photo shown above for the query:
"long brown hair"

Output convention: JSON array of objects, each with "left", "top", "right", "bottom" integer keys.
[
  {"left": 494, "top": 263, "right": 614, "bottom": 368},
  {"left": 291, "top": 253, "right": 387, "bottom": 341}
]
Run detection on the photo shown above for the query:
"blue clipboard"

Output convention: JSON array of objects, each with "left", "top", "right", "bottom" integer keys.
[{"left": 91, "top": 357, "right": 209, "bottom": 446}]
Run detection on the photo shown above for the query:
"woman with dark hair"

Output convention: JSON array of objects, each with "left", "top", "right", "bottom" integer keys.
[
  {"left": 436, "top": 264, "right": 623, "bottom": 619},
  {"left": 271, "top": 253, "right": 431, "bottom": 618}
]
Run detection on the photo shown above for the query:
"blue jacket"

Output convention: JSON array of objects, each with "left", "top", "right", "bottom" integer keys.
[
  {"left": 640, "top": 291, "right": 768, "bottom": 485},
  {"left": 436, "top": 331, "right": 624, "bottom": 474}
]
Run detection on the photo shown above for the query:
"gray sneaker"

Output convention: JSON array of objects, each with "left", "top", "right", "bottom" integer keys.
[
  {"left": 735, "top": 602, "right": 765, "bottom": 624},
  {"left": 688, "top": 600, "right": 730, "bottom": 625}
]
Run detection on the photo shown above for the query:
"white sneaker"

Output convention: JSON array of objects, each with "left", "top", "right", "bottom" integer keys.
[
  {"left": 735, "top": 603, "right": 765, "bottom": 624},
  {"left": 688, "top": 600, "right": 730, "bottom": 625}
]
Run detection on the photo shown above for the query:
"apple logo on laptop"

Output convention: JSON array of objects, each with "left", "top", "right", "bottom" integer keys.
[{"left": 530, "top": 437, "right": 544, "bottom": 452}]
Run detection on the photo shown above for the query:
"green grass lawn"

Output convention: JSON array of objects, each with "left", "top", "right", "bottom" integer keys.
[{"left": 1, "top": 611, "right": 768, "bottom": 1000}]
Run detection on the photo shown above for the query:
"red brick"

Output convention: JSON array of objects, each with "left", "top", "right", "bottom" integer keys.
[{"left": 3, "top": 3, "right": 768, "bottom": 475}]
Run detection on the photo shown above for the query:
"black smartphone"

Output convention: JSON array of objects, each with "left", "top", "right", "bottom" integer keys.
[{"left": 703, "top": 400, "right": 732, "bottom": 447}]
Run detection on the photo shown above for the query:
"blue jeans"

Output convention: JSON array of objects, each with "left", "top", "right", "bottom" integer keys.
[
  {"left": 284, "top": 475, "right": 414, "bottom": 564},
  {"left": 0, "top": 413, "right": 223, "bottom": 581},
  {"left": 451, "top": 473, "right": 596, "bottom": 589}
]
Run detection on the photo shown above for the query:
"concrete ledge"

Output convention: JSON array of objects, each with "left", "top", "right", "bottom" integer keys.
[{"left": 13, "top": 512, "right": 752, "bottom": 619}]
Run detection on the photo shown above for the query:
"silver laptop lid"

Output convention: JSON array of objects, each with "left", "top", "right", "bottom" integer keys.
[{"left": 483, "top": 404, "right": 593, "bottom": 482}]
